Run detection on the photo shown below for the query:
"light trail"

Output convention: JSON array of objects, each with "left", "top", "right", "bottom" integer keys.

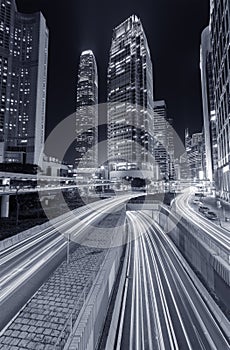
[
  {"left": 0, "top": 194, "right": 142, "bottom": 329},
  {"left": 116, "top": 210, "right": 230, "bottom": 350}
]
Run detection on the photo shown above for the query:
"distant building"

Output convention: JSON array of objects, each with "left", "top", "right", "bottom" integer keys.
[
  {"left": 153, "top": 101, "right": 175, "bottom": 180},
  {"left": 107, "top": 15, "right": 154, "bottom": 180},
  {"left": 177, "top": 154, "right": 191, "bottom": 181},
  {"left": 0, "top": 1, "right": 49, "bottom": 165},
  {"left": 200, "top": 26, "right": 218, "bottom": 183},
  {"left": 209, "top": 1, "right": 230, "bottom": 201},
  {"left": 167, "top": 117, "right": 175, "bottom": 179},
  {"left": 42, "top": 155, "right": 69, "bottom": 177},
  {"left": 153, "top": 101, "right": 169, "bottom": 180},
  {"left": 185, "top": 129, "right": 206, "bottom": 181},
  {"left": 75, "top": 50, "right": 98, "bottom": 169}
]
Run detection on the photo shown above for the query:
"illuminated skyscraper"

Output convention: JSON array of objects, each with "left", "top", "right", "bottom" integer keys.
[
  {"left": 0, "top": 0, "right": 15, "bottom": 160},
  {"left": 167, "top": 117, "right": 175, "bottom": 180},
  {"left": 0, "top": 0, "right": 49, "bottom": 165},
  {"left": 153, "top": 101, "right": 169, "bottom": 179},
  {"left": 200, "top": 26, "right": 217, "bottom": 182},
  {"left": 76, "top": 50, "right": 98, "bottom": 168},
  {"left": 185, "top": 129, "right": 206, "bottom": 181},
  {"left": 209, "top": 0, "right": 230, "bottom": 201},
  {"left": 107, "top": 15, "right": 154, "bottom": 178}
]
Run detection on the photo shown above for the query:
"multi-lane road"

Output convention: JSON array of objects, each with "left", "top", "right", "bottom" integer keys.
[
  {"left": 0, "top": 194, "right": 138, "bottom": 331},
  {"left": 1, "top": 190, "right": 230, "bottom": 349},
  {"left": 173, "top": 189, "right": 230, "bottom": 262},
  {"left": 115, "top": 210, "right": 230, "bottom": 350}
]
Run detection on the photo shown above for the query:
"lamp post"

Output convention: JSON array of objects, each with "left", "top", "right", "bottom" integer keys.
[
  {"left": 15, "top": 185, "right": 21, "bottom": 226},
  {"left": 66, "top": 232, "right": 70, "bottom": 265}
]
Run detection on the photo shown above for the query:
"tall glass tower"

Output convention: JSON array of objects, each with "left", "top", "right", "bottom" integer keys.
[
  {"left": 153, "top": 100, "right": 169, "bottom": 180},
  {"left": 107, "top": 15, "right": 154, "bottom": 177},
  {"left": 0, "top": 0, "right": 49, "bottom": 165},
  {"left": 76, "top": 50, "right": 98, "bottom": 168},
  {"left": 0, "top": 0, "right": 16, "bottom": 155},
  {"left": 209, "top": 0, "right": 230, "bottom": 202},
  {"left": 200, "top": 26, "right": 217, "bottom": 183},
  {"left": 0, "top": 0, "right": 49, "bottom": 164}
]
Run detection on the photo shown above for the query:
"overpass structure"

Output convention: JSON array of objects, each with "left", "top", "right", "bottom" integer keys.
[{"left": 0, "top": 171, "right": 113, "bottom": 218}]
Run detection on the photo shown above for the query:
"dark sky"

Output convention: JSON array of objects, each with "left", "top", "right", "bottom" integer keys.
[{"left": 16, "top": 0, "right": 210, "bottom": 158}]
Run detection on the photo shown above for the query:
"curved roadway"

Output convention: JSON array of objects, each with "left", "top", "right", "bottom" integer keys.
[{"left": 115, "top": 210, "right": 230, "bottom": 350}]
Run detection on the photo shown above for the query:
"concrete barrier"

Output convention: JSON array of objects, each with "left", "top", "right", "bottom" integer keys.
[
  {"left": 0, "top": 222, "right": 50, "bottom": 252},
  {"left": 157, "top": 205, "right": 230, "bottom": 311},
  {"left": 0, "top": 205, "right": 89, "bottom": 253}
]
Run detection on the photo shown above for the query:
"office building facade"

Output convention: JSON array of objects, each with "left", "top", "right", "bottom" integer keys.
[
  {"left": 185, "top": 129, "right": 206, "bottom": 181},
  {"left": 76, "top": 50, "right": 98, "bottom": 168},
  {"left": 0, "top": 0, "right": 48, "bottom": 165},
  {"left": 153, "top": 100, "right": 169, "bottom": 180},
  {"left": 107, "top": 15, "right": 154, "bottom": 178},
  {"left": 209, "top": 0, "right": 230, "bottom": 201},
  {"left": 200, "top": 26, "right": 218, "bottom": 183},
  {"left": 167, "top": 117, "right": 175, "bottom": 179}
]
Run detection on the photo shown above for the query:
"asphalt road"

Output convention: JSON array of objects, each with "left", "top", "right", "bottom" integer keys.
[
  {"left": 173, "top": 190, "right": 230, "bottom": 261},
  {"left": 0, "top": 194, "right": 140, "bottom": 331},
  {"left": 116, "top": 210, "right": 230, "bottom": 350}
]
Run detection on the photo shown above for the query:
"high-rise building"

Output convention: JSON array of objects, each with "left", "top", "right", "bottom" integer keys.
[
  {"left": 107, "top": 15, "right": 154, "bottom": 179},
  {"left": 153, "top": 101, "right": 175, "bottom": 180},
  {"left": 167, "top": 117, "right": 175, "bottom": 179},
  {"left": 200, "top": 26, "right": 218, "bottom": 183},
  {"left": 0, "top": 0, "right": 16, "bottom": 160},
  {"left": 0, "top": 0, "right": 49, "bottom": 165},
  {"left": 76, "top": 50, "right": 98, "bottom": 168},
  {"left": 153, "top": 100, "right": 169, "bottom": 180},
  {"left": 209, "top": 0, "right": 230, "bottom": 201},
  {"left": 185, "top": 128, "right": 206, "bottom": 181}
]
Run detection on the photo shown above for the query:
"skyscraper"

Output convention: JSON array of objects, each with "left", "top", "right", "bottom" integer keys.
[
  {"left": 0, "top": 0, "right": 49, "bottom": 165},
  {"left": 185, "top": 129, "right": 206, "bottom": 181},
  {"left": 167, "top": 117, "right": 175, "bottom": 179},
  {"left": 0, "top": 0, "right": 16, "bottom": 160},
  {"left": 209, "top": 0, "right": 230, "bottom": 201},
  {"left": 76, "top": 50, "right": 98, "bottom": 168},
  {"left": 107, "top": 15, "right": 154, "bottom": 179},
  {"left": 200, "top": 26, "right": 217, "bottom": 183},
  {"left": 153, "top": 100, "right": 169, "bottom": 180}
]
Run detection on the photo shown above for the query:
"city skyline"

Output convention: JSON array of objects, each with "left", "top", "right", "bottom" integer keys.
[
  {"left": 0, "top": 2, "right": 229, "bottom": 349},
  {"left": 16, "top": 0, "right": 210, "bottom": 157}
]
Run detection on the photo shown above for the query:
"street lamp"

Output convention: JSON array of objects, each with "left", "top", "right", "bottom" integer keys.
[
  {"left": 66, "top": 232, "right": 70, "bottom": 265},
  {"left": 15, "top": 185, "right": 21, "bottom": 226}
]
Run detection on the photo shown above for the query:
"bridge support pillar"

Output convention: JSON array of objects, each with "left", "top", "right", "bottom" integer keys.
[{"left": 1, "top": 195, "right": 10, "bottom": 218}]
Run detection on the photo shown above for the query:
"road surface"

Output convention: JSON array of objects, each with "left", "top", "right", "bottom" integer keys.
[{"left": 115, "top": 210, "right": 230, "bottom": 350}]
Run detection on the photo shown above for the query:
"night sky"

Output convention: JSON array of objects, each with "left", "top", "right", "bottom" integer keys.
[{"left": 16, "top": 0, "right": 210, "bottom": 161}]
